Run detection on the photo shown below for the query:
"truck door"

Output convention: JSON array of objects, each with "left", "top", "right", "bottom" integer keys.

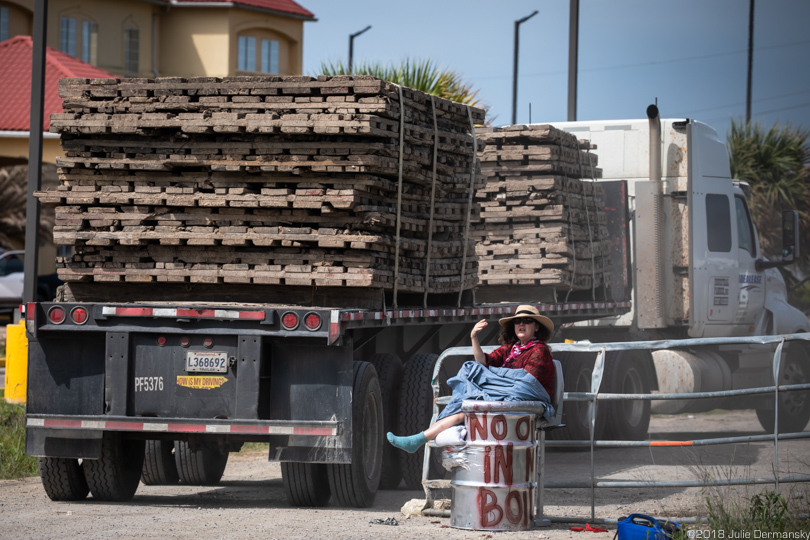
[
  {"left": 733, "top": 193, "right": 765, "bottom": 331},
  {"left": 688, "top": 121, "right": 739, "bottom": 337}
]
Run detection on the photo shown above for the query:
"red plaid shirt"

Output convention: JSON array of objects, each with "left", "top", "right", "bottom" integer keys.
[{"left": 485, "top": 341, "right": 554, "bottom": 400}]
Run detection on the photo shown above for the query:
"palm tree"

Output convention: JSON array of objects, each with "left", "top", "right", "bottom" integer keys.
[
  {"left": 727, "top": 119, "right": 810, "bottom": 307},
  {"left": 319, "top": 58, "right": 489, "bottom": 122}
]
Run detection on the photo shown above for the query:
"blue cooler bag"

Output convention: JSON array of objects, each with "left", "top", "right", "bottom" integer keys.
[{"left": 617, "top": 514, "right": 681, "bottom": 540}]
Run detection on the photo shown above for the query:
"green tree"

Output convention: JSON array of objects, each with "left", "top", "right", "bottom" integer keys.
[
  {"left": 319, "top": 58, "right": 489, "bottom": 121},
  {"left": 727, "top": 120, "right": 810, "bottom": 307}
]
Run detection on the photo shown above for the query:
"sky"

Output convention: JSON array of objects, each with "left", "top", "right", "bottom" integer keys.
[{"left": 299, "top": 0, "right": 810, "bottom": 140}]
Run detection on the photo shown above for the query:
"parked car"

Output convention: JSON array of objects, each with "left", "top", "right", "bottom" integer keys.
[{"left": 0, "top": 250, "right": 61, "bottom": 317}]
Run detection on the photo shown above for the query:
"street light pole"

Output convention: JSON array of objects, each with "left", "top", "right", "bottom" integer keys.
[
  {"left": 512, "top": 10, "right": 538, "bottom": 125},
  {"left": 24, "top": 0, "right": 48, "bottom": 306},
  {"left": 567, "top": 0, "right": 579, "bottom": 121},
  {"left": 348, "top": 25, "right": 371, "bottom": 75},
  {"left": 746, "top": 0, "right": 755, "bottom": 124}
]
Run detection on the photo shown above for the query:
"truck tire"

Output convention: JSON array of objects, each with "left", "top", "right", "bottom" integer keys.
[
  {"left": 174, "top": 439, "right": 229, "bottom": 486},
  {"left": 548, "top": 352, "right": 604, "bottom": 443},
  {"left": 756, "top": 341, "right": 810, "bottom": 434},
  {"left": 38, "top": 457, "right": 89, "bottom": 501},
  {"left": 281, "top": 462, "right": 331, "bottom": 507},
  {"left": 327, "top": 361, "right": 383, "bottom": 507},
  {"left": 83, "top": 434, "right": 145, "bottom": 502},
  {"left": 367, "top": 353, "right": 404, "bottom": 489},
  {"left": 599, "top": 350, "right": 652, "bottom": 441},
  {"left": 397, "top": 353, "right": 445, "bottom": 489},
  {"left": 141, "top": 440, "right": 180, "bottom": 485}
]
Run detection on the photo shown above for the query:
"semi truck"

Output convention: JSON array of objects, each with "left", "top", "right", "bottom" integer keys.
[
  {"left": 546, "top": 105, "right": 809, "bottom": 443},
  {"left": 23, "top": 105, "right": 808, "bottom": 507}
]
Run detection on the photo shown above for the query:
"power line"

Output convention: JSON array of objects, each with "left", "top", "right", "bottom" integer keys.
[{"left": 473, "top": 39, "right": 810, "bottom": 81}]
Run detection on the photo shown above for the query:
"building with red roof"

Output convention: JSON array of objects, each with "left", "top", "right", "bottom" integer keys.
[
  {"left": 0, "top": 0, "right": 315, "bottom": 164},
  {"left": 0, "top": 35, "right": 117, "bottom": 165}
]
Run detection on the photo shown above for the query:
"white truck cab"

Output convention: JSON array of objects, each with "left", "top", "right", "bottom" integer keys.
[{"left": 549, "top": 108, "right": 810, "bottom": 436}]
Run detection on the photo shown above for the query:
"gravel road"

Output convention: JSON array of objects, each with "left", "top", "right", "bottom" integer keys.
[{"left": 0, "top": 410, "right": 808, "bottom": 539}]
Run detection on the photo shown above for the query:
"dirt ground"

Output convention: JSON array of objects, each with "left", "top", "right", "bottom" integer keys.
[{"left": 0, "top": 410, "right": 808, "bottom": 539}]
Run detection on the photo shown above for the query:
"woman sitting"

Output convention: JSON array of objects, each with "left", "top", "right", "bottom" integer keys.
[{"left": 387, "top": 305, "right": 555, "bottom": 453}]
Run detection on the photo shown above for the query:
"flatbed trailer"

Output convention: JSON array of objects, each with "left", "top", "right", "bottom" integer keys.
[{"left": 23, "top": 297, "right": 629, "bottom": 506}]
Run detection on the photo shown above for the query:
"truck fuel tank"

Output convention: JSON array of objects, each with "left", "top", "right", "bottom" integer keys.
[{"left": 651, "top": 349, "right": 732, "bottom": 414}]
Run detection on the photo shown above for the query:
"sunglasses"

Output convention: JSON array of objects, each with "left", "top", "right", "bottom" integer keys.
[{"left": 513, "top": 317, "right": 537, "bottom": 326}]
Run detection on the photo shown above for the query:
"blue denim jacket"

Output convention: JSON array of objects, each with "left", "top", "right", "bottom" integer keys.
[{"left": 437, "top": 360, "right": 554, "bottom": 421}]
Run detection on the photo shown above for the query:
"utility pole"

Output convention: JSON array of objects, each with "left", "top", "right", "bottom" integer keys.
[
  {"left": 512, "top": 10, "right": 538, "bottom": 125},
  {"left": 348, "top": 25, "right": 371, "bottom": 75},
  {"left": 567, "top": 0, "right": 579, "bottom": 121},
  {"left": 746, "top": 0, "right": 754, "bottom": 124},
  {"left": 24, "top": 0, "right": 48, "bottom": 306}
]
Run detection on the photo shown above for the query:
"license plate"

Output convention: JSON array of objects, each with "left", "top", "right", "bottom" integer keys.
[{"left": 185, "top": 351, "right": 229, "bottom": 373}]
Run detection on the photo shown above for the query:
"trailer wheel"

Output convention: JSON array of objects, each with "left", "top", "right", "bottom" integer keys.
[
  {"left": 327, "top": 361, "right": 383, "bottom": 507},
  {"left": 367, "top": 353, "right": 404, "bottom": 489},
  {"left": 756, "top": 341, "right": 810, "bottom": 434},
  {"left": 174, "top": 439, "right": 229, "bottom": 486},
  {"left": 83, "top": 434, "right": 145, "bottom": 502},
  {"left": 281, "top": 462, "right": 331, "bottom": 507},
  {"left": 548, "top": 352, "right": 603, "bottom": 443},
  {"left": 397, "top": 353, "right": 445, "bottom": 489},
  {"left": 141, "top": 440, "right": 180, "bottom": 485},
  {"left": 38, "top": 458, "right": 89, "bottom": 501},
  {"left": 600, "top": 350, "right": 652, "bottom": 441}
]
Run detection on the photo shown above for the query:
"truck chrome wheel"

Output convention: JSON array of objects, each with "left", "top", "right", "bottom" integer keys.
[{"left": 756, "top": 341, "right": 810, "bottom": 434}]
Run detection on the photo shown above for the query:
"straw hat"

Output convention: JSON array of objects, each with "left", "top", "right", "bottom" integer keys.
[{"left": 499, "top": 305, "right": 554, "bottom": 334}]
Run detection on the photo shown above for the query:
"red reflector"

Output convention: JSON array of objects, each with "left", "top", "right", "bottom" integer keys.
[
  {"left": 71, "top": 307, "right": 88, "bottom": 324},
  {"left": 281, "top": 311, "right": 299, "bottom": 330},
  {"left": 304, "top": 313, "right": 321, "bottom": 331},
  {"left": 177, "top": 309, "right": 215, "bottom": 318},
  {"left": 48, "top": 306, "right": 66, "bottom": 324},
  {"left": 157, "top": 336, "right": 167, "bottom": 346},
  {"left": 180, "top": 337, "right": 190, "bottom": 347},
  {"left": 26, "top": 303, "right": 35, "bottom": 321},
  {"left": 239, "top": 311, "right": 266, "bottom": 320}
]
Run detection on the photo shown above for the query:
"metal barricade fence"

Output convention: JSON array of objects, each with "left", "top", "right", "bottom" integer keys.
[{"left": 422, "top": 332, "right": 810, "bottom": 524}]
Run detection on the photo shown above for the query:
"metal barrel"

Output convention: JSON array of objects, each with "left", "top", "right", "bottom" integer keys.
[{"left": 449, "top": 401, "right": 544, "bottom": 531}]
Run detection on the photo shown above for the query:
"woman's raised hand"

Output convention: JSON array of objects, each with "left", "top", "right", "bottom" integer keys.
[{"left": 471, "top": 319, "right": 488, "bottom": 339}]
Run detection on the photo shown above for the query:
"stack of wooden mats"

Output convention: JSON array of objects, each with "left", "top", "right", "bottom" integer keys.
[
  {"left": 474, "top": 124, "right": 611, "bottom": 297},
  {"left": 39, "top": 75, "right": 486, "bottom": 307}
]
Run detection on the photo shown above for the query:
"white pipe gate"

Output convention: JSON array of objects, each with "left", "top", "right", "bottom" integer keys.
[{"left": 422, "top": 333, "right": 810, "bottom": 525}]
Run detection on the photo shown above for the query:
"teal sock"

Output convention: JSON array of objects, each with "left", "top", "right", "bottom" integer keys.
[{"left": 387, "top": 432, "right": 427, "bottom": 454}]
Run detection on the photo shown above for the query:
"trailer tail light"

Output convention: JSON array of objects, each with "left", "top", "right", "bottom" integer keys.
[
  {"left": 180, "top": 337, "right": 190, "bottom": 348},
  {"left": 157, "top": 336, "right": 167, "bottom": 346},
  {"left": 48, "top": 306, "right": 66, "bottom": 324},
  {"left": 70, "top": 307, "right": 89, "bottom": 325},
  {"left": 203, "top": 338, "right": 213, "bottom": 348},
  {"left": 281, "top": 311, "right": 299, "bottom": 330},
  {"left": 304, "top": 312, "right": 322, "bottom": 331}
]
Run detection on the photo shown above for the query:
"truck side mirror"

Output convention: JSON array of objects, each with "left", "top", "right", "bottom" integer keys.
[
  {"left": 782, "top": 210, "right": 799, "bottom": 260},
  {"left": 756, "top": 210, "right": 801, "bottom": 271}
]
